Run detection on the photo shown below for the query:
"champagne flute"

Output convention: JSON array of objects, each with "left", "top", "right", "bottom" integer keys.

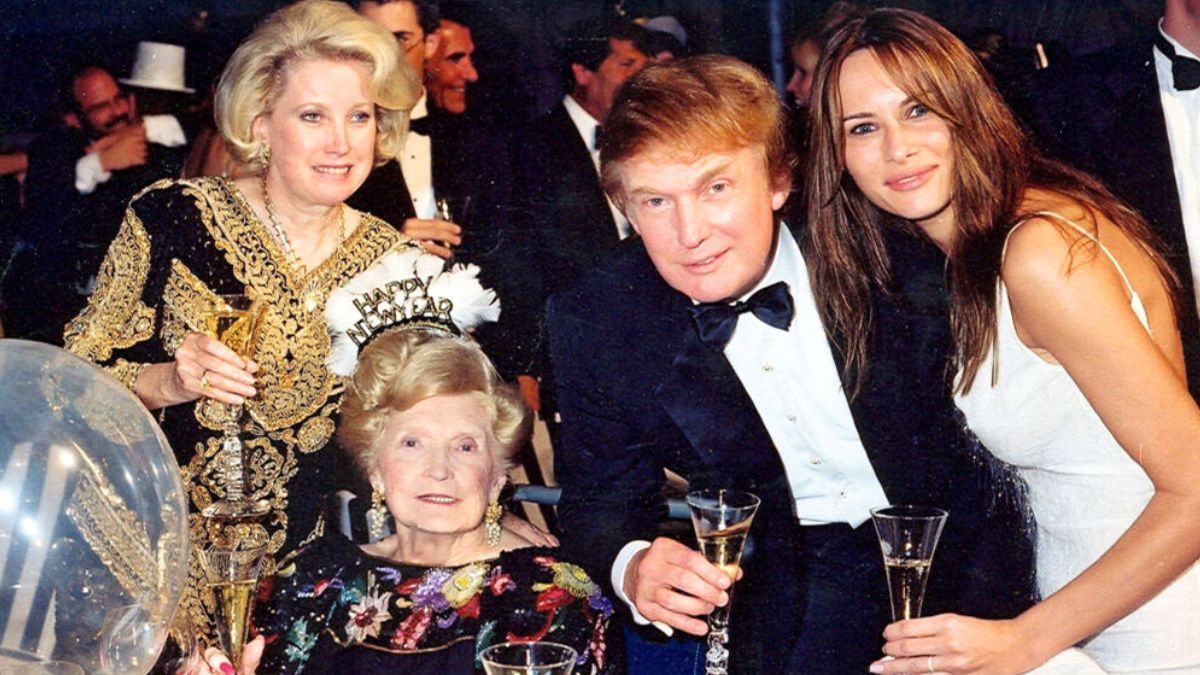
[
  {"left": 198, "top": 540, "right": 267, "bottom": 671},
  {"left": 870, "top": 505, "right": 948, "bottom": 621},
  {"left": 434, "top": 195, "right": 470, "bottom": 258},
  {"left": 686, "top": 488, "right": 761, "bottom": 675},
  {"left": 202, "top": 293, "right": 268, "bottom": 519},
  {"left": 480, "top": 641, "right": 577, "bottom": 675}
]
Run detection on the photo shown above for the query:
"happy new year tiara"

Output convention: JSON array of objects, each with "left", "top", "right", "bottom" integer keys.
[{"left": 324, "top": 244, "right": 499, "bottom": 376}]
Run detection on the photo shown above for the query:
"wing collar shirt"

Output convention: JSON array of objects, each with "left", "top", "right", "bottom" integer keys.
[
  {"left": 612, "top": 224, "right": 889, "bottom": 632},
  {"left": 562, "top": 94, "right": 631, "bottom": 239},
  {"left": 400, "top": 91, "right": 436, "bottom": 219},
  {"left": 1157, "top": 22, "right": 1200, "bottom": 315}
]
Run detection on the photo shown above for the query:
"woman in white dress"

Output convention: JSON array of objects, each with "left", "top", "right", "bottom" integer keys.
[{"left": 804, "top": 8, "right": 1200, "bottom": 674}]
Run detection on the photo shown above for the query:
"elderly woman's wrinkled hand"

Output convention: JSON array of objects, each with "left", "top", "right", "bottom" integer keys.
[{"left": 171, "top": 331, "right": 258, "bottom": 407}]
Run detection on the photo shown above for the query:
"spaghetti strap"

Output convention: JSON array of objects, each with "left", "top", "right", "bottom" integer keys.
[{"left": 1008, "top": 210, "right": 1139, "bottom": 299}]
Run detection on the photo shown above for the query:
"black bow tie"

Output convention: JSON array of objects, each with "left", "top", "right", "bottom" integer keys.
[
  {"left": 409, "top": 115, "right": 436, "bottom": 136},
  {"left": 687, "top": 281, "right": 794, "bottom": 350},
  {"left": 1155, "top": 33, "right": 1200, "bottom": 91},
  {"left": 593, "top": 125, "right": 603, "bottom": 149}
]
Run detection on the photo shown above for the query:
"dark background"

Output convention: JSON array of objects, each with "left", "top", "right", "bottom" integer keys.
[{"left": 0, "top": 0, "right": 1161, "bottom": 147}]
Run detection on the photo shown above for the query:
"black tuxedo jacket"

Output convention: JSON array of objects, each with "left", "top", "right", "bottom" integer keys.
[
  {"left": 515, "top": 102, "right": 618, "bottom": 303},
  {"left": 1099, "top": 46, "right": 1200, "bottom": 397},
  {"left": 547, "top": 225, "right": 1035, "bottom": 673},
  {"left": 348, "top": 115, "right": 536, "bottom": 379},
  {"left": 1030, "top": 37, "right": 1200, "bottom": 396},
  {"left": 509, "top": 103, "right": 621, "bottom": 387},
  {"left": 6, "top": 124, "right": 184, "bottom": 344}
]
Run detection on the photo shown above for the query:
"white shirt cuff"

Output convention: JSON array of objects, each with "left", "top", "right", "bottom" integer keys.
[
  {"left": 75, "top": 152, "right": 111, "bottom": 194},
  {"left": 612, "top": 539, "right": 674, "bottom": 636},
  {"left": 143, "top": 115, "right": 187, "bottom": 147}
]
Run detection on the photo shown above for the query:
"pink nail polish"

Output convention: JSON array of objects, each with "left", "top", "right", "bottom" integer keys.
[{"left": 219, "top": 662, "right": 235, "bottom": 675}]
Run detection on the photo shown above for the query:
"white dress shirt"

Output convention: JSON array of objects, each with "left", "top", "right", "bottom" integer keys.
[
  {"left": 612, "top": 225, "right": 889, "bottom": 632},
  {"left": 561, "top": 94, "right": 631, "bottom": 239},
  {"left": 74, "top": 114, "right": 186, "bottom": 194},
  {"left": 399, "top": 92, "right": 435, "bottom": 219},
  {"left": 1157, "top": 24, "right": 1200, "bottom": 316}
]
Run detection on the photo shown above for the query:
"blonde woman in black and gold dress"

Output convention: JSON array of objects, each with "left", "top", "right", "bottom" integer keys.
[{"left": 63, "top": 0, "right": 419, "bottom": 645}]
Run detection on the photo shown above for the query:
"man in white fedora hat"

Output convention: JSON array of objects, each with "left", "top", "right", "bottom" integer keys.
[{"left": 7, "top": 55, "right": 189, "bottom": 344}]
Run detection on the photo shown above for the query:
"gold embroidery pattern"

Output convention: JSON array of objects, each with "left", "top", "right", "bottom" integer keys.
[
  {"left": 63, "top": 186, "right": 160, "bottom": 362},
  {"left": 185, "top": 178, "right": 402, "bottom": 432},
  {"left": 163, "top": 177, "right": 406, "bottom": 647},
  {"left": 107, "top": 359, "right": 147, "bottom": 393},
  {"left": 161, "top": 259, "right": 221, "bottom": 357}
]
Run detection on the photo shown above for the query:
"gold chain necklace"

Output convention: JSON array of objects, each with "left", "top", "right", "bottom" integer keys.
[{"left": 261, "top": 172, "right": 346, "bottom": 313}]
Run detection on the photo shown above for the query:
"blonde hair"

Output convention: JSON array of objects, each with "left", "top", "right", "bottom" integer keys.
[
  {"left": 215, "top": 0, "right": 418, "bottom": 166},
  {"left": 338, "top": 330, "right": 531, "bottom": 479},
  {"left": 599, "top": 54, "right": 794, "bottom": 204}
]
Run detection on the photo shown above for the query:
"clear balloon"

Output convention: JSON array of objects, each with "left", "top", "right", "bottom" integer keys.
[{"left": 0, "top": 340, "right": 189, "bottom": 674}]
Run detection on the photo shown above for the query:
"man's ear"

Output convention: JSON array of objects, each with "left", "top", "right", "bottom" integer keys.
[
  {"left": 423, "top": 31, "right": 442, "bottom": 62},
  {"left": 570, "top": 63, "right": 593, "bottom": 89}
]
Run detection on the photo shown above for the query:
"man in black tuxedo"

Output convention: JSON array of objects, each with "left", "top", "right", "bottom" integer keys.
[
  {"left": 351, "top": 0, "right": 464, "bottom": 258},
  {"left": 548, "top": 56, "right": 1035, "bottom": 674},
  {"left": 6, "top": 63, "right": 186, "bottom": 344},
  {"left": 509, "top": 16, "right": 650, "bottom": 431},
  {"left": 354, "top": 1, "right": 533, "bottom": 388},
  {"left": 1030, "top": 0, "right": 1200, "bottom": 398}
]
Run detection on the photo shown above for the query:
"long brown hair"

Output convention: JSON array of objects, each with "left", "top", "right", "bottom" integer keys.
[{"left": 804, "top": 8, "right": 1176, "bottom": 396}]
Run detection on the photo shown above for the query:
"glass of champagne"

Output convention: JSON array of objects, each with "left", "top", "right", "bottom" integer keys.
[
  {"left": 198, "top": 540, "right": 267, "bottom": 671},
  {"left": 202, "top": 293, "right": 268, "bottom": 519},
  {"left": 686, "top": 488, "right": 761, "bottom": 675},
  {"left": 434, "top": 196, "right": 468, "bottom": 259},
  {"left": 480, "top": 642, "right": 577, "bottom": 675},
  {"left": 870, "top": 505, "right": 948, "bottom": 621}
]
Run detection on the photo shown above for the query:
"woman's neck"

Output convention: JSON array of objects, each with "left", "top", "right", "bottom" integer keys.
[
  {"left": 238, "top": 174, "right": 344, "bottom": 271},
  {"left": 369, "top": 526, "right": 495, "bottom": 567}
]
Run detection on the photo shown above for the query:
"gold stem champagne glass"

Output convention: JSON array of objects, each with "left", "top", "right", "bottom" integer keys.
[
  {"left": 198, "top": 540, "right": 267, "bottom": 671},
  {"left": 686, "top": 488, "right": 761, "bottom": 675},
  {"left": 870, "top": 505, "right": 948, "bottom": 621},
  {"left": 479, "top": 642, "right": 578, "bottom": 675},
  {"left": 201, "top": 293, "right": 268, "bottom": 519}
]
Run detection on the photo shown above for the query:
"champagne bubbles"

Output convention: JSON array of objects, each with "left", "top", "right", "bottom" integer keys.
[{"left": 0, "top": 340, "right": 188, "bottom": 674}]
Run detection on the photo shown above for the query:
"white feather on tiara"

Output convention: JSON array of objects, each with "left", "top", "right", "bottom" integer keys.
[{"left": 324, "top": 245, "right": 500, "bottom": 376}]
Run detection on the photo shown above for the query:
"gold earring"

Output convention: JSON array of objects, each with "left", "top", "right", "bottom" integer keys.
[
  {"left": 366, "top": 489, "right": 388, "bottom": 542},
  {"left": 260, "top": 144, "right": 272, "bottom": 172},
  {"left": 485, "top": 501, "right": 502, "bottom": 547}
]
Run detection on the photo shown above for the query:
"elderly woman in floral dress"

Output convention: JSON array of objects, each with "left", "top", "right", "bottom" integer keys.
[{"left": 210, "top": 327, "right": 611, "bottom": 674}]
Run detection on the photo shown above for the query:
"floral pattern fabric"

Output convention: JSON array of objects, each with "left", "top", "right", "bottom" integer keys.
[{"left": 255, "top": 533, "right": 613, "bottom": 674}]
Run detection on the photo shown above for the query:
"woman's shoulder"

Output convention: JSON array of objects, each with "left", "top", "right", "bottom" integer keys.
[
  {"left": 125, "top": 176, "right": 235, "bottom": 237},
  {"left": 1006, "top": 193, "right": 1107, "bottom": 275}
]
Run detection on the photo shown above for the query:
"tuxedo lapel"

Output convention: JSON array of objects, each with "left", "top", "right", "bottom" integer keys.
[
  {"left": 348, "top": 160, "right": 416, "bottom": 228},
  {"left": 1111, "top": 59, "right": 1186, "bottom": 267},
  {"left": 654, "top": 320, "right": 777, "bottom": 472}
]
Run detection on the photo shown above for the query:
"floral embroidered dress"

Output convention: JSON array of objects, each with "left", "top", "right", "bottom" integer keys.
[
  {"left": 62, "top": 176, "right": 409, "bottom": 641},
  {"left": 255, "top": 533, "right": 614, "bottom": 674}
]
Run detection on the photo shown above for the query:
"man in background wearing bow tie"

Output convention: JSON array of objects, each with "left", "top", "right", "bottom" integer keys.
[
  {"left": 351, "top": 0, "right": 461, "bottom": 258},
  {"left": 547, "top": 55, "right": 1035, "bottom": 674},
  {"left": 1031, "top": 0, "right": 1200, "bottom": 398}
]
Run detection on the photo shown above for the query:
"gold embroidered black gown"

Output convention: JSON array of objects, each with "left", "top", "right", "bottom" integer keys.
[{"left": 63, "top": 175, "right": 410, "bottom": 640}]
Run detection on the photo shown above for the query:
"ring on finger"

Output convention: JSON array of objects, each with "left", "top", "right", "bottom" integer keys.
[
  {"left": 199, "top": 369, "right": 211, "bottom": 390},
  {"left": 927, "top": 655, "right": 936, "bottom": 673}
]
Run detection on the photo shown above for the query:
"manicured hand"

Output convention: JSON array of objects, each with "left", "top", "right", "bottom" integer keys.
[{"left": 170, "top": 332, "right": 259, "bottom": 406}]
